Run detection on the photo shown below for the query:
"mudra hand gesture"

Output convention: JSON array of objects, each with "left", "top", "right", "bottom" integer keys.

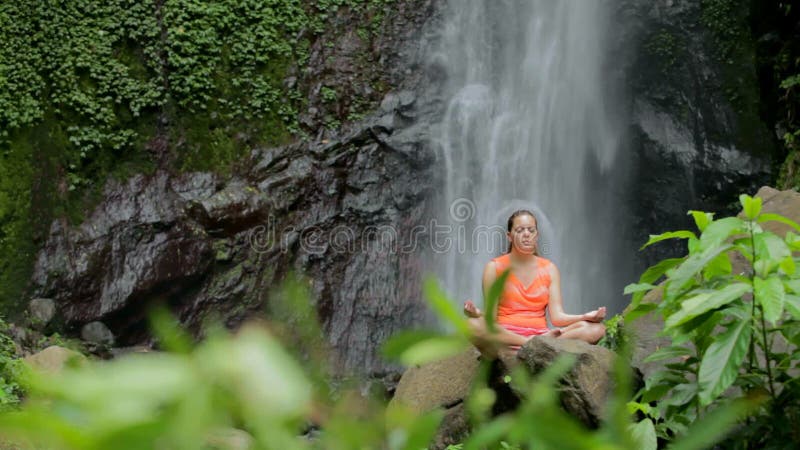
[{"left": 583, "top": 306, "right": 606, "bottom": 323}]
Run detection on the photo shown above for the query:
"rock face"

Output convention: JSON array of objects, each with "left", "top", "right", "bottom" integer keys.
[
  {"left": 615, "top": 0, "right": 779, "bottom": 265},
  {"left": 28, "top": 0, "right": 445, "bottom": 378},
  {"left": 31, "top": 114, "right": 439, "bottom": 376}
]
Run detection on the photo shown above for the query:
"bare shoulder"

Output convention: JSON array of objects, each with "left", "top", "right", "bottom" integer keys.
[
  {"left": 541, "top": 257, "right": 560, "bottom": 276},
  {"left": 483, "top": 260, "right": 497, "bottom": 278}
]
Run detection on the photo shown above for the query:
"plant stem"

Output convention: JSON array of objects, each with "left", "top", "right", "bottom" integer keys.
[
  {"left": 748, "top": 220, "right": 757, "bottom": 372},
  {"left": 759, "top": 305, "right": 778, "bottom": 402}
]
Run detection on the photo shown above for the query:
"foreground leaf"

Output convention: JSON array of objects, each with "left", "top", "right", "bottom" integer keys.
[
  {"left": 665, "top": 283, "right": 751, "bottom": 329},
  {"left": 754, "top": 275, "right": 785, "bottom": 324},
  {"left": 740, "top": 194, "right": 762, "bottom": 220},
  {"left": 688, "top": 210, "right": 714, "bottom": 232},
  {"left": 485, "top": 269, "right": 511, "bottom": 333},
  {"left": 698, "top": 320, "right": 752, "bottom": 405},
  {"left": 398, "top": 335, "right": 470, "bottom": 366},
  {"left": 698, "top": 217, "right": 744, "bottom": 252},
  {"left": 643, "top": 345, "right": 693, "bottom": 363},
  {"left": 629, "top": 419, "right": 657, "bottom": 450},
  {"left": 641, "top": 231, "right": 696, "bottom": 250},
  {"left": 423, "top": 277, "right": 470, "bottom": 336},
  {"left": 669, "top": 397, "right": 758, "bottom": 450}
]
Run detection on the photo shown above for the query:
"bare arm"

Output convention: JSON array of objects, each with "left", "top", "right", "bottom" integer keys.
[{"left": 547, "top": 263, "right": 604, "bottom": 327}]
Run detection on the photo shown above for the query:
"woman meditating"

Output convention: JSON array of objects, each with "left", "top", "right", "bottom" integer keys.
[{"left": 464, "top": 209, "right": 606, "bottom": 354}]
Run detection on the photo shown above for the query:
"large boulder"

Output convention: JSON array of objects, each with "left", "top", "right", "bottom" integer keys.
[
  {"left": 392, "top": 339, "right": 631, "bottom": 444},
  {"left": 390, "top": 349, "right": 481, "bottom": 449},
  {"left": 24, "top": 345, "right": 86, "bottom": 374},
  {"left": 515, "top": 336, "right": 621, "bottom": 428}
]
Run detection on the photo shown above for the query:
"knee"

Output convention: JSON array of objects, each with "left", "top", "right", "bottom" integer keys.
[
  {"left": 588, "top": 322, "right": 606, "bottom": 344},
  {"left": 573, "top": 321, "right": 605, "bottom": 343}
]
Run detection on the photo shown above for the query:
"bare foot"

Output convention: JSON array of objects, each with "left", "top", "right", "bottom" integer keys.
[
  {"left": 463, "top": 300, "right": 483, "bottom": 318},
  {"left": 543, "top": 328, "right": 562, "bottom": 338}
]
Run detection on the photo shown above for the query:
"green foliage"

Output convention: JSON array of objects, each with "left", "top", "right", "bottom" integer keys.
[
  {"left": 0, "top": 318, "right": 24, "bottom": 411},
  {"left": 700, "top": 0, "right": 747, "bottom": 63},
  {"left": 321, "top": 86, "right": 338, "bottom": 103},
  {"left": 644, "top": 30, "right": 680, "bottom": 73},
  {"left": 625, "top": 194, "right": 800, "bottom": 446},
  {"left": 597, "top": 314, "right": 627, "bottom": 353}
]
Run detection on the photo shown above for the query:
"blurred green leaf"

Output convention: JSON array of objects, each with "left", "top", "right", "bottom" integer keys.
[
  {"left": 668, "top": 398, "right": 757, "bottom": 450},
  {"left": 382, "top": 330, "right": 445, "bottom": 361},
  {"left": 629, "top": 419, "right": 657, "bottom": 450},
  {"left": 423, "top": 277, "right": 470, "bottom": 336},
  {"left": 485, "top": 269, "right": 511, "bottom": 333},
  {"left": 643, "top": 345, "right": 693, "bottom": 363},
  {"left": 397, "top": 336, "right": 470, "bottom": 367}
]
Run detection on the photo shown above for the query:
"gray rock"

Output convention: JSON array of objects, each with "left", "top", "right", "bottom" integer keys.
[
  {"left": 28, "top": 298, "right": 56, "bottom": 329},
  {"left": 380, "top": 92, "right": 400, "bottom": 112},
  {"left": 390, "top": 349, "right": 480, "bottom": 449},
  {"left": 516, "top": 336, "right": 619, "bottom": 428},
  {"left": 81, "top": 321, "right": 115, "bottom": 346}
]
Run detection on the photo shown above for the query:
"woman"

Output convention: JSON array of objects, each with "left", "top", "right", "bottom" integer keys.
[{"left": 464, "top": 209, "right": 606, "bottom": 354}]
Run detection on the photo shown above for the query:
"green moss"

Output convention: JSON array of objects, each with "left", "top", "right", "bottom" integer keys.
[{"left": 644, "top": 30, "right": 681, "bottom": 74}]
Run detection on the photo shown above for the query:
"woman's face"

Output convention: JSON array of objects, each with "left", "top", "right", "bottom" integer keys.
[{"left": 508, "top": 214, "right": 538, "bottom": 254}]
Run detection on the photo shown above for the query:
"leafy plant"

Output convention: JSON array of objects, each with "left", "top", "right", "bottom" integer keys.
[{"left": 625, "top": 194, "right": 800, "bottom": 446}]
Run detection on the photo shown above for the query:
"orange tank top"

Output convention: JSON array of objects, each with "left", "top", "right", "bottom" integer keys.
[{"left": 493, "top": 254, "right": 552, "bottom": 329}]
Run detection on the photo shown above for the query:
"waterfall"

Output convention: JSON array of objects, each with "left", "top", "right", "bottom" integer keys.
[{"left": 429, "top": 0, "right": 633, "bottom": 315}]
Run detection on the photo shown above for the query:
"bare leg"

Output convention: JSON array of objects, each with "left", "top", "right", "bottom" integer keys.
[
  {"left": 558, "top": 320, "right": 605, "bottom": 344},
  {"left": 464, "top": 304, "right": 563, "bottom": 359}
]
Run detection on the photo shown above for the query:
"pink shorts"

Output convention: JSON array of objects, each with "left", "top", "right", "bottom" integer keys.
[{"left": 501, "top": 323, "right": 552, "bottom": 351}]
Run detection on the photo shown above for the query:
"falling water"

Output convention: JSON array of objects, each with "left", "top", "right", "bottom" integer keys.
[{"left": 429, "top": 0, "right": 633, "bottom": 315}]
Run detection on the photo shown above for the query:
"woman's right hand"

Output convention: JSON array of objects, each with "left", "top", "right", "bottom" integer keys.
[{"left": 584, "top": 306, "right": 606, "bottom": 322}]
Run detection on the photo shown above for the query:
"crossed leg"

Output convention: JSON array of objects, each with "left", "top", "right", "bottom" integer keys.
[
  {"left": 463, "top": 301, "right": 563, "bottom": 358},
  {"left": 463, "top": 300, "right": 605, "bottom": 353}
]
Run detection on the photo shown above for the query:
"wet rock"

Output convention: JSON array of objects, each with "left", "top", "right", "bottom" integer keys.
[
  {"left": 81, "top": 321, "right": 115, "bottom": 346},
  {"left": 615, "top": 0, "right": 777, "bottom": 265},
  {"left": 516, "top": 336, "right": 620, "bottom": 428},
  {"left": 28, "top": 298, "right": 56, "bottom": 329}
]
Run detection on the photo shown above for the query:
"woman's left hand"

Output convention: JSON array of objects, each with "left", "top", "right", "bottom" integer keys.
[{"left": 584, "top": 306, "right": 606, "bottom": 323}]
